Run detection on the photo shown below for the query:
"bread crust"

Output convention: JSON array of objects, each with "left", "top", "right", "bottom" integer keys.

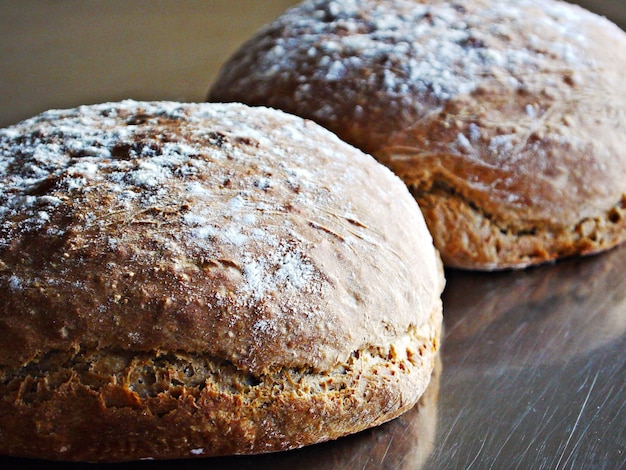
[
  {"left": 0, "top": 101, "right": 443, "bottom": 461},
  {"left": 208, "top": 0, "right": 626, "bottom": 269}
]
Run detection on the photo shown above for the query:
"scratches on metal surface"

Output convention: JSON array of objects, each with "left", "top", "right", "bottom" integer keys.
[{"left": 555, "top": 368, "right": 599, "bottom": 470}]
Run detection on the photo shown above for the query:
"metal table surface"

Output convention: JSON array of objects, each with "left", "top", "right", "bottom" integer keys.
[{"left": 0, "top": 1, "right": 624, "bottom": 469}]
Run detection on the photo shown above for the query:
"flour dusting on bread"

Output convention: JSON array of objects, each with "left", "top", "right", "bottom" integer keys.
[
  {"left": 209, "top": 0, "right": 626, "bottom": 270},
  {"left": 0, "top": 101, "right": 443, "bottom": 461}
]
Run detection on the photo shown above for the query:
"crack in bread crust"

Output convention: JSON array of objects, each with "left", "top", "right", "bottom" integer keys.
[
  {"left": 411, "top": 181, "right": 626, "bottom": 270},
  {"left": 2, "top": 322, "right": 439, "bottom": 404},
  {"left": 0, "top": 310, "right": 441, "bottom": 462}
]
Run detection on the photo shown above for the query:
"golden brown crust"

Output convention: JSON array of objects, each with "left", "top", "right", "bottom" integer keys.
[
  {"left": 208, "top": 0, "right": 626, "bottom": 270},
  {"left": 0, "top": 101, "right": 443, "bottom": 461},
  {"left": 0, "top": 309, "right": 441, "bottom": 462}
]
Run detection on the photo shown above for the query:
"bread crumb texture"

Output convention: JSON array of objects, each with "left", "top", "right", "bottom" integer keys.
[
  {"left": 0, "top": 100, "right": 443, "bottom": 461},
  {"left": 209, "top": 0, "right": 626, "bottom": 269}
]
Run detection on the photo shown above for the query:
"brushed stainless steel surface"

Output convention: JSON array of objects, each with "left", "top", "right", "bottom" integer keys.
[{"left": 0, "top": 1, "right": 624, "bottom": 468}]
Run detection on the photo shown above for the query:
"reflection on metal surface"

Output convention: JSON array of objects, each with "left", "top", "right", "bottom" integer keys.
[
  {"left": 443, "top": 243, "right": 626, "bottom": 366},
  {"left": 429, "top": 244, "right": 626, "bottom": 469}
]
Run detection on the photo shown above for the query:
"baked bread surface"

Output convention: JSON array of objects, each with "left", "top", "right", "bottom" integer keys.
[
  {"left": 208, "top": 0, "right": 626, "bottom": 269},
  {"left": 0, "top": 100, "right": 443, "bottom": 461}
]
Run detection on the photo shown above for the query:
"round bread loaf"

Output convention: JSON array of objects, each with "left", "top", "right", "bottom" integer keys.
[
  {"left": 208, "top": 0, "right": 626, "bottom": 270},
  {"left": 0, "top": 100, "right": 444, "bottom": 462}
]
